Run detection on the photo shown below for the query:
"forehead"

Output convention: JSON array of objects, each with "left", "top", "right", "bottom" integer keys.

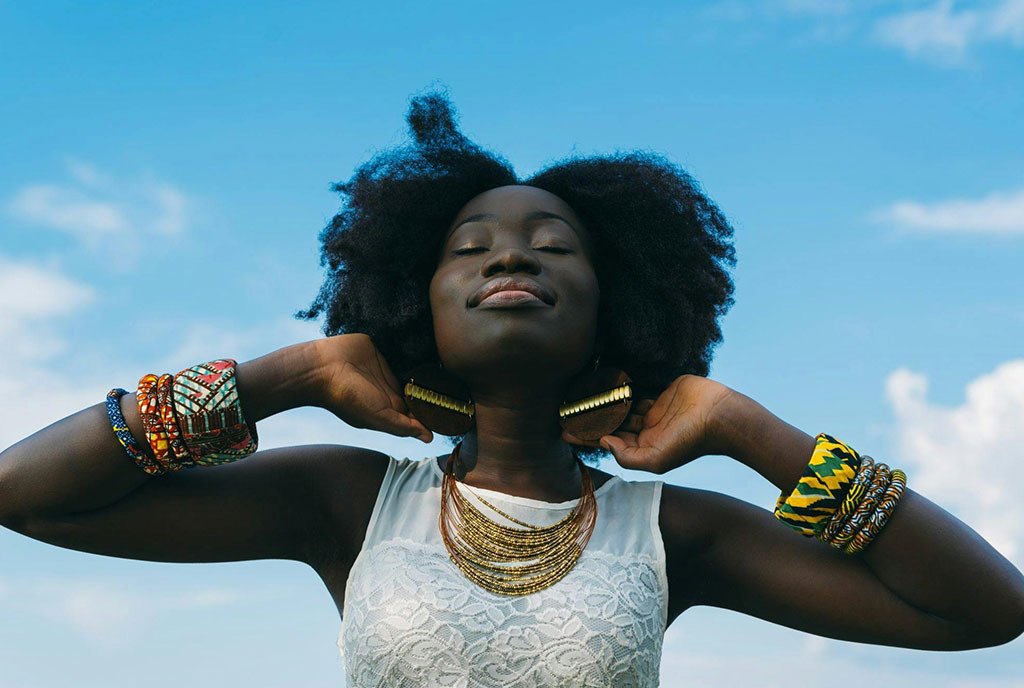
[{"left": 445, "top": 185, "right": 592, "bottom": 249}]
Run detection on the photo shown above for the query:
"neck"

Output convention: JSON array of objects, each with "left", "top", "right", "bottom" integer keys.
[{"left": 441, "top": 387, "right": 585, "bottom": 501}]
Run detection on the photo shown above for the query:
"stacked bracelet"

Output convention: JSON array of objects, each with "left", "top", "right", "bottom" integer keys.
[
  {"left": 105, "top": 388, "right": 165, "bottom": 476},
  {"left": 105, "top": 358, "right": 257, "bottom": 476},
  {"left": 157, "top": 372, "right": 195, "bottom": 468},
  {"left": 774, "top": 433, "right": 909, "bottom": 555},
  {"left": 827, "top": 461, "right": 892, "bottom": 549},
  {"left": 818, "top": 455, "right": 876, "bottom": 543},
  {"left": 844, "top": 469, "right": 907, "bottom": 555},
  {"left": 137, "top": 373, "right": 174, "bottom": 473}
]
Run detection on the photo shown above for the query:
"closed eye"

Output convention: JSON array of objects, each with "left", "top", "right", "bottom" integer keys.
[{"left": 452, "top": 246, "right": 572, "bottom": 255}]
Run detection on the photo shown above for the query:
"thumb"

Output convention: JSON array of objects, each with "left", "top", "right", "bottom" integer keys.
[
  {"left": 384, "top": 409, "right": 433, "bottom": 443},
  {"left": 601, "top": 435, "right": 646, "bottom": 470},
  {"left": 600, "top": 435, "right": 621, "bottom": 455}
]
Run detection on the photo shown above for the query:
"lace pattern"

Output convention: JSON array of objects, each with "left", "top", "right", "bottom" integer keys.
[{"left": 338, "top": 538, "right": 666, "bottom": 688}]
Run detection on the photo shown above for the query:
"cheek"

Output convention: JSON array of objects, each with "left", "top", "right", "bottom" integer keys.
[
  {"left": 428, "top": 270, "right": 464, "bottom": 327},
  {"left": 572, "top": 271, "right": 601, "bottom": 315}
]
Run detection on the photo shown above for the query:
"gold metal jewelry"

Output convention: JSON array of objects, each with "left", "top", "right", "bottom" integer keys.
[
  {"left": 438, "top": 443, "right": 598, "bottom": 596},
  {"left": 558, "top": 383, "right": 632, "bottom": 419},
  {"left": 405, "top": 381, "right": 474, "bottom": 417}
]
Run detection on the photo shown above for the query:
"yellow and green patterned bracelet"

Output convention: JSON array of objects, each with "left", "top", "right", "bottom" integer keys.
[{"left": 774, "top": 433, "right": 862, "bottom": 537}]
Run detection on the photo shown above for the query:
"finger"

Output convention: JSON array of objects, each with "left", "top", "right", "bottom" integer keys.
[
  {"left": 561, "top": 429, "right": 602, "bottom": 448},
  {"left": 381, "top": 408, "right": 433, "bottom": 443},
  {"left": 600, "top": 432, "right": 656, "bottom": 470}
]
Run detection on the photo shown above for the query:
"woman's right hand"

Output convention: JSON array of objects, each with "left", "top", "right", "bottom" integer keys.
[{"left": 311, "top": 333, "right": 433, "bottom": 443}]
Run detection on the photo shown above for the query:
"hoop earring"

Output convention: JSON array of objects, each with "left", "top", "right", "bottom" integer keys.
[
  {"left": 402, "top": 361, "right": 475, "bottom": 436},
  {"left": 558, "top": 356, "right": 634, "bottom": 442}
]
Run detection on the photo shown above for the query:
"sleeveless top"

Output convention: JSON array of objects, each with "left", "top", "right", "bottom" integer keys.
[{"left": 337, "top": 455, "right": 669, "bottom": 687}]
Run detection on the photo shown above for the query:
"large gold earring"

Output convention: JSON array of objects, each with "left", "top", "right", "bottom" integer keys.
[
  {"left": 402, "top": 362, "right": 475, "bottom": 436},
  {"left": 558, "top": 353, "right": 634, "bottom": 442}
]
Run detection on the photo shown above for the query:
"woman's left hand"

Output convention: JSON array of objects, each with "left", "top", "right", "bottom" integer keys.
[{"left": 562, "top": 374, "right": 736, "bottom": 474}]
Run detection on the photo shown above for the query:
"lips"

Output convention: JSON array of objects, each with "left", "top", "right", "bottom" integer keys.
[{"left": 469, "top": 277, "right": 555, "bottom": 308}]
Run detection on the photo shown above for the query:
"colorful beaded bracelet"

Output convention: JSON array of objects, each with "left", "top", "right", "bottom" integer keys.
[
  {"left": 137, "top": 373, "right": 173, "bottom": 473},
  {"left": 828, "top": 462, "right": 892, "bottom": 549},
  {"left": 105, "top": 359, "right": 257, "bottom": 475},
  {"left": 157, "top": 372, "right": 195, "bottom": 470},
  {"left": 106, "top": 388, "right": 165, "bottom": 476},
  {"left": 845, "top": 469, "right": 908, "bottom": 555},
  {"left": 774, "top": 433, "right": 910, "bottom": 555}
]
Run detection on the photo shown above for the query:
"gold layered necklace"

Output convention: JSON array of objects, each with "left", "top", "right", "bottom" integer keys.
[{"left": 439, "top": 442, "right": 598, "bottom": 596}]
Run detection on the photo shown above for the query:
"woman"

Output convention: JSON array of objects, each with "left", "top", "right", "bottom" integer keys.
[{"left": 1, "top": 89, "right": 1021, "bottom": 687}]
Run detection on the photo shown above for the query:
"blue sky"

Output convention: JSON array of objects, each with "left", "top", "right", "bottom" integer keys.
[{"left": 1, "top": 1, "right": 1022, "bottom": 685}]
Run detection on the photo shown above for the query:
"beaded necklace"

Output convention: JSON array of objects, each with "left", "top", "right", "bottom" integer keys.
[{"left": 438, "top": 442, "right": 598, "bottom": 596}]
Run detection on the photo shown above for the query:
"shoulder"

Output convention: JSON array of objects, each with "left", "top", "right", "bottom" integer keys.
[
  {"left": 296, "top": 445, "right": 393, "bottom": 565},
  {"left": 658, "top": 483, "right": 760, "bottom": 617},
  {"left": 659, "top": 483, "right": 772, "bottom": 556},
  {"left": 304, "top": 444, "right": 393, "bottom": 497}
]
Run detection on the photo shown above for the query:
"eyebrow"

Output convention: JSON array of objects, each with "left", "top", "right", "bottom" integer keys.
[{"left": 448, "top": 210, "right": 580, "bottom": 237}]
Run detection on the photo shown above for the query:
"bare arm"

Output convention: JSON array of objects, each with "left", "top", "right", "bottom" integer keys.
[
  {"left": 0, "top": 340, "right": 324, "bottom": 522},
  {"left": 0, "top": 333, "right": 430, "bottom": 569},
  {"left": 700, "top": 389, "right": 1024, "bottom": 647}
]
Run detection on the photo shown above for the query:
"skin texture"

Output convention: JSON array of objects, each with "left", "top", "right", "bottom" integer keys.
[{"left": 428, "top": 184, "right": 610, "bottom": 500}]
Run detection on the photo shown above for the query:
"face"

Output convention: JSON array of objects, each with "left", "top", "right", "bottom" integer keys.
[{"left": 429, "top": 185, "right": 600, "bottom": 391}]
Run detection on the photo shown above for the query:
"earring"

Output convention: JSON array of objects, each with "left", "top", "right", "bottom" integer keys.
[
  {"left": 402, "top": 361, "right": 475, "bottom": 436},
  {"left": 558, "top": 352, "right": 634, "bottom": 442},
  {"left": 402, "top": 354, "right": 634, "bottom": 442}
]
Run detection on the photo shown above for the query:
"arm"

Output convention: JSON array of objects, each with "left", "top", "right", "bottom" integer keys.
[
  {"left": 694, "top": 388, "right": 1024, "bottom": 648},
  {"left": 0, "top": 333, "right": 426, "bottom": 569},
  {"left": 0, "top": 340, "right": 323, "bottom": 521}
]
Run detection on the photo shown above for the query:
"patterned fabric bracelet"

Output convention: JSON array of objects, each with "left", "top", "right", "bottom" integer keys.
[
  {"left": 137, "top": 373, "right": 173, "bottom": 474},
  {"left": 156, "top": 372, "right": 195, "bottom": 472},
  {"left": 172, "top": 359, "right": 258, "bottom": 466},
  {"left": 818, "top": 455, "right": 877, "bottom": 543},
  {"left": 774, "top": 433, "right": 862, "bottom": 537},
  {"left": 844, "top": 469, "right": 908, "bottom": 555},
  {"left": 106, "top": 388, "right": 165, "bottom": 476},
  {"left": 827, "top": 462, "right": 892, "bottom": 549}
]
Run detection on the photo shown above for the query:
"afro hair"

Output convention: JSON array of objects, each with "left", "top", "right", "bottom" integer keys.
[{"left": 295, "top": 86, "right": 737, "bottom": 463}]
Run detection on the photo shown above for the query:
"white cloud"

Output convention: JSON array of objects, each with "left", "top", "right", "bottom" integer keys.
[
  {"left": 874, "top": 0, "right": 1024, "bottom": 65},
  {"left": 703, "top": 0, "right": 1024, "bottom": 64},
  {"left": 885, "top": 359, "right": 1024, "bottom": 565},
  {"left": 0, "top": 574, "right": 282, "bottom": 650},
  {"left": 0, "top": 254, "right": 95, "bottom": 324},
  {"left": 8, "top": 184, "right": 130, "bottom": 236},
  {"left": 990, "top": 0, "right": 1024, "bottom": 41},
  {"left": 0, "top": 255, "right": 105, "bottom": 452},
  {"left": 5, "top": 158, "right": 193, "bottom": 249},
  {"left": 872, "top": 187, "right": 1024, "bottom": 235}
]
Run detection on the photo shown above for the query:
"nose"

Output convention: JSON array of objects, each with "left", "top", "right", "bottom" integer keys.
[{"left": 481, "top": 244, "right": 542, "bottom": 277}]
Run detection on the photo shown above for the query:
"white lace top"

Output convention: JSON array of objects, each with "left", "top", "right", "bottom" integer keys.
[{"left": 337, "top": 455, "right": 669, "bottom": 687}]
